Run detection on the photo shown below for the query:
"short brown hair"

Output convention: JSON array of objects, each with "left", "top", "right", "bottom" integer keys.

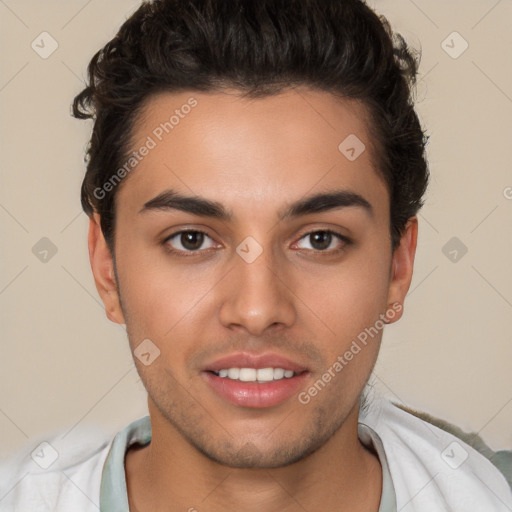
[{"left": 73, "top": 0, "right": 429, "bottom": 253}]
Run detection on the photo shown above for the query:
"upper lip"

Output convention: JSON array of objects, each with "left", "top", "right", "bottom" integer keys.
[{"left": 202, "top": 352, "right": 309, "bottom": 373}]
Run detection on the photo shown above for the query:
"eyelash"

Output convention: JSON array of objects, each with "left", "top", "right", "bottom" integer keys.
[
  {"left": 294, "top": 229, "right": 352, "bottom": 255},
  {"left": 162, "top": 229, "right": 352, "bottom": 257}
]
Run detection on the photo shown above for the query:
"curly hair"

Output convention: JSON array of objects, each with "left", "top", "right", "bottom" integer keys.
[{"left": 73, "top": 0, "right": 429, "bottom": 253}]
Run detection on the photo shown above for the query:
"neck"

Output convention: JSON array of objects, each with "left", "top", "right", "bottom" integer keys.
[{"left": 125, "top": 402, "right": 382, "bottom": 512}]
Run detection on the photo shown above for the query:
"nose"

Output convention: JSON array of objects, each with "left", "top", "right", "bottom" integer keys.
[{"left": 218, "top": 247, "right": 297, "bottom": 336}]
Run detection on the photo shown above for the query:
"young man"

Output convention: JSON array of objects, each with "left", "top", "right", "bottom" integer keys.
[{"left": 1, "top": 0, "right": 511, "bottom": 510}]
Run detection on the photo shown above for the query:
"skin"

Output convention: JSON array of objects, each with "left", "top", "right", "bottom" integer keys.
[{"left": 89, "top": 87, "right": 417, "bottom": 511}]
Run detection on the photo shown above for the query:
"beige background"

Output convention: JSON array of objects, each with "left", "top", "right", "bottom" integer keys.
[{"left": 1, "top": 0, "right": 511, "bottom": 458}]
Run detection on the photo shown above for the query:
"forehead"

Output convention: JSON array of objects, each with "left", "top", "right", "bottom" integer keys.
[{"left": 117, "top": 88, "right": 388, "bottom": 220}]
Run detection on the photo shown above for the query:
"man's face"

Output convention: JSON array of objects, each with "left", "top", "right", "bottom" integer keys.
[{"left": 93, "top": 88, "right": 413, "bottom": 468}]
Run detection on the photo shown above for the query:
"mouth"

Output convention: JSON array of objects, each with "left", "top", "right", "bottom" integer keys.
[
  {"left": 211, "top": 367, "right": 298, "bottom": 382},
  {"left": 201, "top": 353, "right": 310, "bottom": 408}
]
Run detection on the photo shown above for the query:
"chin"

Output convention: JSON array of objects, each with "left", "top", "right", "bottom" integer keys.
[{"left": 191, "top": 431, "right": 327, "bottom": 469}]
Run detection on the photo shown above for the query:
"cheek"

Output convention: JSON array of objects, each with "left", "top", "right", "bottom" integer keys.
[
  {"left": 115, "top": 223, "right": 391, "bottom": 361},
  {"left": 298, "top": 256, "right": 390, "bottom": 406},
  {"left": 115, "top": 239, "right": 221, "bottom": 348},
  {"left": 299, "top": 246, "right": 391, "bottom": 348}
]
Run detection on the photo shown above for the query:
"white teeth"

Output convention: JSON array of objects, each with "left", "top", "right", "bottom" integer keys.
[
  {"left": 214, "top": 367, "right": 296, "bottom": 382},
  {"left": 227, "top": 368, "right": 240, "bottom": 379},
  {"left": 273, "top": 368, "right": 285, "bottom": 379},
  {"left": 257, "top": 368, "right": 274, "bottom": 382},
  {"left": 239, "top": 368, "right": 257, "bottom": 381}
]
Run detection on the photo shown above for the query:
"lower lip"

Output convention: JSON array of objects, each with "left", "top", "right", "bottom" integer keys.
[{"left": 203, "top": 372, "right": 309, "bottom": 408}]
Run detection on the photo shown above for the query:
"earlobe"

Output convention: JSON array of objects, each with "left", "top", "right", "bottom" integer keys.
[
  {"left": 88, "top": 214, "right": 125, "bottom": 324},
  {"left": 385, "top": 217, "right": 418, "bottom": 324}
]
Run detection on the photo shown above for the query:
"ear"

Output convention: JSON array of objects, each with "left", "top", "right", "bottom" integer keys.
[
  {"left": 88, "top": 213, "right": 125, "bottom": 324},
  {"left": 385, "top": 216, "right": 418, "bottom": 324}
]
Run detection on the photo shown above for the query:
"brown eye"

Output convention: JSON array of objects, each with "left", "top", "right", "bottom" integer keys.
[
  {"left": 295, "top": 230, "right": 349, "bottom": 252},
  {"left": 180, "top": 231, "right": 204, "bottom": 250},
  {"left": 309, "top": 231, "right": 332, "bottom": 250},
  {"left": 165, "top": 230, "right": 216, "bottom": 252}
]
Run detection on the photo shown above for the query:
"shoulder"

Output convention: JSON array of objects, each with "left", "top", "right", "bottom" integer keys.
[
  {"left": 360, "top": 395, "right": 512, "bottom": 511},
  {"left": 0, "top": 428, "right": 112, "bottom": 512},
  {"left": 392, "top": 401, "right": 512, "bottom": 490}
]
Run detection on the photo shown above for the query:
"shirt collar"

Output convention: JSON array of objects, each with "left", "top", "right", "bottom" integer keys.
[{"left": 99, "top": 414, "right": 396, "bottom": 511}]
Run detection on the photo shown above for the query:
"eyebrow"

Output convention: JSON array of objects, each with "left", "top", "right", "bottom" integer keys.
[{"left": 139, "top": 189, "right": 373, "bottom": 220}]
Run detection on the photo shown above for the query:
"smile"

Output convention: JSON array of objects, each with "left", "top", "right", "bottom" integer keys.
[{"left": 212, "top": 367, "right": 296, "bottom": 382}]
